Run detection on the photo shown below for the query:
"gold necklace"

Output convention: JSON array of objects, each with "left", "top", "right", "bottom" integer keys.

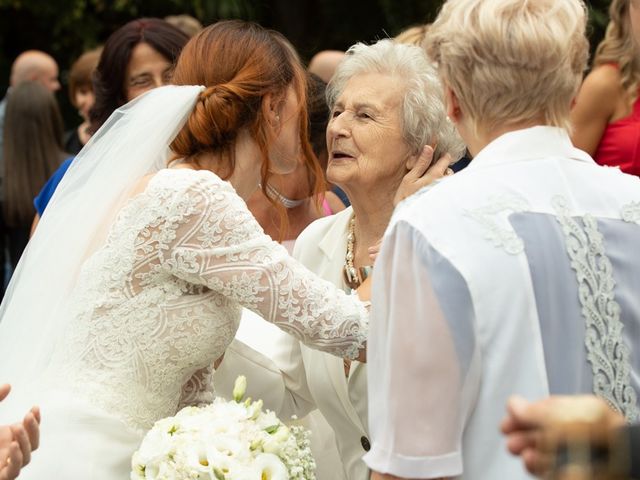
[{"left": 343, "top": 216, "right": 372, "bottom": 290}]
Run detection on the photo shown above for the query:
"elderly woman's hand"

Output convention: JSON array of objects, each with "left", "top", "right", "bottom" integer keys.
[
  {"left": 0, "top": 384, "right": 41, "bottom": 480},
  {"left": 394, "top": 145, "right": 452, "bottom": 207}
]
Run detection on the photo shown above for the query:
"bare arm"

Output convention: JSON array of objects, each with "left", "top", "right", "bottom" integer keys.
[{"left": 570, "top": 65, "right": 623, "bottom": 156}]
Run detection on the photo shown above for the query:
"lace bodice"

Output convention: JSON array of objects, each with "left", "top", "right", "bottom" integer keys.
[{"left": 48, "top": 169, "right": 367, "bottom": 431}]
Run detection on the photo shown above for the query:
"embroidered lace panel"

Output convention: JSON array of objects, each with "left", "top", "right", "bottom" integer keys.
[
  {"left": 465, "top": 193, "right": 530, "bottom": 254},
  {"left": 621, "top": 201, "right": 640, "bottom": 225},
  {"left": 552, "top": 195, "right": 639, "bottom": 422},
  {"left": 47, "top": 169, "right": 368, "bottom": 430}
]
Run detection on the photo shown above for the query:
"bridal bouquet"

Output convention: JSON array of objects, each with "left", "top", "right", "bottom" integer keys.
[{"left": 131, "top": 376, "right": 315, "bottom": 480}]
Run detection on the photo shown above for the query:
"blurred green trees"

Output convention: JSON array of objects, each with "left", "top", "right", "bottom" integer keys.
[{"left": 0, "top": 0, "right": 613, "bottom": 124}]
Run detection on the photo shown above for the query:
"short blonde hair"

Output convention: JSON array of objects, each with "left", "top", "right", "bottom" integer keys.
[
  {"left": 327, "top": 39, "right": 465, "bottom": 162},
  {"left": 426, "top": 0, "right": 589, "bottom": 134}
]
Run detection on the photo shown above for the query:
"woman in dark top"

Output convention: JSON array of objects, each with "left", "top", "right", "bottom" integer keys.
[{"left": 3, "top": 82, "right": 68, "bottom": 271}]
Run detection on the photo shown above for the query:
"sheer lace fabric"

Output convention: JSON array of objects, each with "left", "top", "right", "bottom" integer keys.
[{"left": 47, "top": 168, "right": 367, "bottom": 431}]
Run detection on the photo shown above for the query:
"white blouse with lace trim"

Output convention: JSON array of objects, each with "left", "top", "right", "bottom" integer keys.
[{"left": 47, "top": 168, "right": 368, "bottom": 431}]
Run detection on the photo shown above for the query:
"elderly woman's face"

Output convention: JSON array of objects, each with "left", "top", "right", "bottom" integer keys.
[{"left": 326, "top": 73, "right": 413, "bottom": 193}]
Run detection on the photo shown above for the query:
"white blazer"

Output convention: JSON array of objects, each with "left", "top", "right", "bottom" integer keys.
[
  {"left": 291, "top": 207, "right": 371, "bottom": 480},
  {"left": 214, "top": 207, "right": 370, "bottom": 480}
]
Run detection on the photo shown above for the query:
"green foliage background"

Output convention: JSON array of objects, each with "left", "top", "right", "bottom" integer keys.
[{"left": 0, "top": 0, "right": 613, "bottom": 126}]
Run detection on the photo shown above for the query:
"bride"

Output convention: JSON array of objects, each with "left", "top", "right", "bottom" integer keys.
[{"left": 0, "top": 21, "right": 370, "bottom": 478}]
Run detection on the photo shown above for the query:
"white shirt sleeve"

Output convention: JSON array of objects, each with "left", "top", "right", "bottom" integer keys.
[{"left": 364, "top": 219, "right": 480, "bottom": 478}]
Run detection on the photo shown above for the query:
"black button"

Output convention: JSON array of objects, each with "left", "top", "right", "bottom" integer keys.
[{"left": 360, "top": 436, "right": 371, "bottom": 451}]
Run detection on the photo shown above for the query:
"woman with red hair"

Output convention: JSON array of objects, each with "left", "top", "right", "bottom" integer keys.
[{"left": 0, "top": 20, "right": 372, "bottom": 479}]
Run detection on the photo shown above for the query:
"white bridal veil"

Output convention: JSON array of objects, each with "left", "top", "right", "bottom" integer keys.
[{"left": 0, "top": 85, "right": 204, "bottom": 416}]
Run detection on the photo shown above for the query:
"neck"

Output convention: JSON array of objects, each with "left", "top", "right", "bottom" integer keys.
[
  {"left": 193, "top": 129, "right": 262, "bottom": 201},
  {"left": 348, "top": 188, "right": 395, "bottom": 267},
  {"left": 464, "top": 119, "right": 545, "bottom": 157}
]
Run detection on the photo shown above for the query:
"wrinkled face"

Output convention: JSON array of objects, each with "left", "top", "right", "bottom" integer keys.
[
  {"left": 74, "top": 86, "right": 95, "bottom": 121},
  {"left": 125, "top": 42, "right": 173, "bottom": 102},
  {"left": 631, "top": 0, "right": 640, "bottom": 47},
  {"left": 326, "top": 73, "right": 413, "bottom": 194},
  {"left": 268, "top": 86, "right": 302, "bottom": 174}
]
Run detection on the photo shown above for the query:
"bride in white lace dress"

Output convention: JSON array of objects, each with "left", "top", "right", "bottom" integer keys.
[{"left": 0, "top": 22, "right": 368, "bottom": 479}]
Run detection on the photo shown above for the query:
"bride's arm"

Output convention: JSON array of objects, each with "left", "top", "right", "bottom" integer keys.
[{"left": 159, "top": 176, "right": 368, "bottom": 361}]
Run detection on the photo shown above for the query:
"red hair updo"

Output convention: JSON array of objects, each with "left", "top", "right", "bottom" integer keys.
[{"left": 170, "top": 20, "right": 323, "bottom": 203}]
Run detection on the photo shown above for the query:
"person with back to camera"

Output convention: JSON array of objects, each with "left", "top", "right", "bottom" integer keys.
[
  {"left": 364, "top": 0, "right": 640, "bottom": 479},
  {"left": 2, "top": 82, "right": 68, "bottom": 272}
]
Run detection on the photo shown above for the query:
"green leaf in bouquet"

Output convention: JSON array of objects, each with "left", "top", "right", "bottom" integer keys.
[
  {"left": 213, "top": 467, "right": 226, "bottom": 480},
  {"left": 264, "top": 424, "right": 279, "bottom": 434}
]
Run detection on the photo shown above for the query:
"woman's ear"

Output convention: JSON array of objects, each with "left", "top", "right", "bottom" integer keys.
[
  {"left": 445, "top": 86, "right": 462, "bottom": 124},
  {"left": 263, "top": 91, "right": 284, "bottom": 130}
]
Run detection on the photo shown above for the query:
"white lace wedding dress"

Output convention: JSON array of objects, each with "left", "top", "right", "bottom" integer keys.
[{"left": 16, "top": 168, "right": 367, "bottom": 479}]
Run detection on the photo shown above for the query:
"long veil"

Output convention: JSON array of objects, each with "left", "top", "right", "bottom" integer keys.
[{"left": 0, "top": 85, "right": 204, "bottom": 418}]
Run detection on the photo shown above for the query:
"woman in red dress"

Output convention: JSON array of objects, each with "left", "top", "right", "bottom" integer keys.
[{"left": 571, "top": 0, "right": 640, "bottom": 176}]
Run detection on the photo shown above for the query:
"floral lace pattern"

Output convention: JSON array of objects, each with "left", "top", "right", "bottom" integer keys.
[
  {"left": 465, "top": 193, "right": 530, "bottom": 255},
  {"left": 552, "top": 195, "right": 639, "bottom": 422},
  {"left": 48, "top": 169, "right": 368, "bottom": 431},
  {"left": 621, "top": 201, "right": 640, "bottom": 225}
]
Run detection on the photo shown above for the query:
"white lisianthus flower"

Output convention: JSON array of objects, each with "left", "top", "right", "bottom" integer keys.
[{"left": 253, "top": 453, "right": 289, "bottom": 480}]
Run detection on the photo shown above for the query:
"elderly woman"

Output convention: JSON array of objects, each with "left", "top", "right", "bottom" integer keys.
[
  {"left": 364, "top": 1, "right": 640, "bottom": 480},
  {"left": 215, "top": 38, "right": 463, "bottom": 480}
]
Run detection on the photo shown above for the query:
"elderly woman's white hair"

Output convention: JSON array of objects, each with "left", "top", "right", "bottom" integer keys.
[
  {"left": 326, "top": 39, "right": 466, "bottom": 162},
  {"left": 425, "top": 0, "right": 589, "bottom": 135}
]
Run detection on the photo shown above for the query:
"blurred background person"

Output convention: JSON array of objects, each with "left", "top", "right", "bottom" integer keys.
[
  {"left": 308, "top": 49, "right": 346, "bottom": 84},
  {"left": 63, "top": 47, "right": 102, "bottom": 155},
  {"left": 365, "top": 0, "right": 640, "bottom": 478},
  {"left": 31, "top": 18, "right": 189, "bottom": 232},
  {"left": 216, "top": 38, "right": 463, "bottom": 480},
  {"left": 571, "top": 0, "right": 640, "bottom": 177},
  {"left": 502, "top": 395, "right": 639, "bottom": 479},
  {"left": 2, "top": 82, "right": 67, "bottom": 290},
  {"left": 164, "top": 14, "right": 204, "bottom": 37},
  {"left": 0, "top": 50, "right": 60, "bottom": 296}
]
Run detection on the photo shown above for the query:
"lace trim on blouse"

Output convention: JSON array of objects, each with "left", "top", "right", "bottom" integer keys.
[
  {"left": 552, "top": 195, "right": 639, "bottom": 422},
  {"left": 465, "top": 193, "right": 530, "bottom": 255}
]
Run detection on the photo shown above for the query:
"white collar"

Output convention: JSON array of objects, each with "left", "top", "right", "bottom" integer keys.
[{"left": 465, "top": 126, "right": 594, "bottom": 172}]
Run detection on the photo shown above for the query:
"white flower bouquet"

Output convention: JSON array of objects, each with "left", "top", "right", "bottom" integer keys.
[{"left": 131, "top": 376, "right": 315, "bottom": 480}]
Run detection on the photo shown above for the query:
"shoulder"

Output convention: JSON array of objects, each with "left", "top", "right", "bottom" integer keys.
[
  {"left": 152, "top": 168, "right": 236, "bottom": 197},
  {"left": 294, "top": 207, "right": 352, "bottom": 258},
  {"left": 147, "top": 168, "right": 246, "bottom": 215},
  {"left": 580, "top": 65, "right": 624, "bottom": 98}
]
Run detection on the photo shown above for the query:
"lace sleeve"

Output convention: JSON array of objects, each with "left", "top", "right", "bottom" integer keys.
[{"left": 160, "top": 173, "right": 368, "bottom": 360}]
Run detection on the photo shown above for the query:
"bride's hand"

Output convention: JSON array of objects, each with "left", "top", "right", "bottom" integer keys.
[{"left": 394, "top": 145, "right": 452, "bottom": 207}]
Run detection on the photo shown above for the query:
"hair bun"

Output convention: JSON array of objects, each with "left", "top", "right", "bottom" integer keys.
[{"left": 187, "top": 82, "right": 247, "bottom": 148}]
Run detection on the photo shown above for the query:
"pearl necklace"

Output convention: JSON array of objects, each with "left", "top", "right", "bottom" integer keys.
[{"left": 343, "top": 216, "right": 373, "bottom": 290}]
